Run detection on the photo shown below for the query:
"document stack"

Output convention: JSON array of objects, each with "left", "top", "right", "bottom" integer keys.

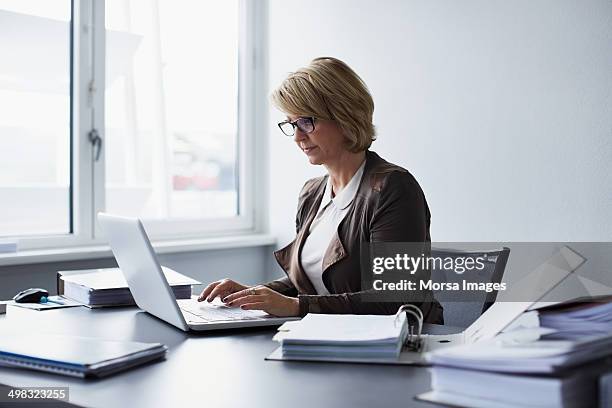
[
  {"left": 418, "top": 299, "right": 612, "bottom": 408},
  {"left": 421, "top": 362, "right": 606, "bottom": 408},
  {"left": 538, "top": 297, "right": 612, "bottom": 340},
  {"left": 58, "top": 267, "right": 200, "bottom": 307},
  {"left": 273, "top": 313, "right": 409, "bottom": 360}
]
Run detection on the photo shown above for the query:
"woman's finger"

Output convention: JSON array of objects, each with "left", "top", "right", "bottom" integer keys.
[
  {"left": 239, "top": 302, "right": 267, "bottom": 311},
  {"left": 205, "top": 281, "right": 234, "bottom": 302},
  {"left": 224, "top": 285, "right": 270, "bottom": 303},
  {"left": 198, "top": 281, "right": 221, "bottom": 301},
  {"left": 223, "top": 287, "right": 259, "bottom": 303},
  {"left": 227, "top": 295, "right": 265, "bottom": 308}
]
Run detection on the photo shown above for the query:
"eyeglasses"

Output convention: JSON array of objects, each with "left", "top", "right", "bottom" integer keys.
[{"left": 278, "top": 117, "right": 316, "bottom": 137}]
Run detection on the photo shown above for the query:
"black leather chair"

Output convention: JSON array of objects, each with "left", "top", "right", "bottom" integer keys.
[{"left": 430, "top": 247, "right": 510, "bottom": 328}]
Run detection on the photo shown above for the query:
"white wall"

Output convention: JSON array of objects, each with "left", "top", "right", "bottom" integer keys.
[{"left": 267, "top": 0, "right": 612, "bottom": 253}]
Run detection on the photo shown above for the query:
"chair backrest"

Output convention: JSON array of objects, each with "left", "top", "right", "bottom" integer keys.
[{"left": 430, "top": 247, "right": 510, "bottom": 328}]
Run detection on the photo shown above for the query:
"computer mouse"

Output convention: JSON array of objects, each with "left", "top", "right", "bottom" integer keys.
[{"left": 13, "top": 288, "right": 49, "bottom": 303}]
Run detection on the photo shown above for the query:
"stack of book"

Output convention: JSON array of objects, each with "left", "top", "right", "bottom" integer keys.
[
  {"left": 273, "top": 313, "right": 408, "bottom": 360},
  {"left": 58, "top": 267, "right": 200, "bottom": 307}
]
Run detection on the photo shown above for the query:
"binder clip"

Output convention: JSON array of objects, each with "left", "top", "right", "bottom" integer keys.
[{"left": 394, "top": 304, "right": 424, "bottom": 352}]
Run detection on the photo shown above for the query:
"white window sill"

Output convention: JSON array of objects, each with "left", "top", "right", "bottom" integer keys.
[{"left": 0, "top": 234, "right": 277, "bottom": 267}]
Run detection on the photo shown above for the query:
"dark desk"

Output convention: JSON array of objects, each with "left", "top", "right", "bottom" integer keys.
[{"left": 0, "top": 306, "right": 443, "bottom": 408}]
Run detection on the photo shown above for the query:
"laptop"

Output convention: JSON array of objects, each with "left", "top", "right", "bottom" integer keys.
[
  {"left": 267, "top": 245, "right": 587, "bottom": 364},
  {"left": 97, "top": 212, "right": 299, "bottom": 331}
]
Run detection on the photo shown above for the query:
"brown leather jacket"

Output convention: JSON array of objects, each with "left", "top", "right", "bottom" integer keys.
[{"left": 265, "top": 150, "right": 444, "bottom": 324}]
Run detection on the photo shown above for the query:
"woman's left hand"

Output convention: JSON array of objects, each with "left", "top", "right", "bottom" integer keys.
[{"left": 222, "top": 285, "right": 299, "bottom": 317}]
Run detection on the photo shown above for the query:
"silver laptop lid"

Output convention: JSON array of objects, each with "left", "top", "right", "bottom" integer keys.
[
  {"left": 464, "top": 246, "right": 586, "bottom": 343},
  {"left": 97, "top": 212, "right": 189, "bottom": 331}
]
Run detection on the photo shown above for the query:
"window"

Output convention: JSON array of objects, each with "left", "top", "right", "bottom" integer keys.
[
  {"left": 1, "top": 0, "right": 262, "bottom": 250},
  {"left": 105, "top": 0, "right": 238, "bottom": 221},
  {"left": 0, "top": 1, "right": 72, "bottom": 237}
]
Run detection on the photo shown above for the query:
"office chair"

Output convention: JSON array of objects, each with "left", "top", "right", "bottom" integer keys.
[{"left": 430, "top": 247, "right": 510, "bottom": 328}]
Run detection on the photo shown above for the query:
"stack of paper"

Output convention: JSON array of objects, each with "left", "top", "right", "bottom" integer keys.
[
  {"left": 538, "top": 299, "right": 612, "bottom": 340},
  {"left": 420, "top": 333, "right": 612, "bottom": 407},
  {"left": 427, "top": 334, "right": 612, "bottom": 373},
  {"left": 419, "top": 363, "right": 604, "bottom": 408},
  {"left": 59, "top": 267, "right": 200, "bottom": 307},
  {"left": 274, "top": 313, "right": 408, "bottom": 359}
]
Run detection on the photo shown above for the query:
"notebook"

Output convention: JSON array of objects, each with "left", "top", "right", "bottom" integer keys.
[{"left": 0, "top": 335, "right": 167, "bottom": 378}]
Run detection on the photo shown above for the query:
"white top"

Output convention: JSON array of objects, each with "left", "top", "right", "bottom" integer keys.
[{"left": 300, "top": 161, "right": 366, "bottom": 295}]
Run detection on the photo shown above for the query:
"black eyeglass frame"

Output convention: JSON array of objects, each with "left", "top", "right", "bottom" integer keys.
[{"left": 277, "top": 117, "right": 316, "bottom": 137}]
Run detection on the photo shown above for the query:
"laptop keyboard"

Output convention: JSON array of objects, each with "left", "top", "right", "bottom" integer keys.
[{"left": 178, "top": 299, "right": 267, "bottom": 322}]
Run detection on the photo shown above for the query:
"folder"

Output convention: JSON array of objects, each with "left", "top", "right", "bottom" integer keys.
[
  {"left": 0, "top": 334, "right": 167, "bottom": 378},
  {"left": 266, "top": 305, "right": 426, "bottom": 365}
]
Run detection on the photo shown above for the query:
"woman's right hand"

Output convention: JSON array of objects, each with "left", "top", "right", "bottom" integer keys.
[{"left": 197, "top": 279, "right": 251, "bottom": 303}]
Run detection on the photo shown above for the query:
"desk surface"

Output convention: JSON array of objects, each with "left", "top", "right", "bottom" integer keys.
[{"left": 0, "top": 305, "right": 443, "bottom": 408}]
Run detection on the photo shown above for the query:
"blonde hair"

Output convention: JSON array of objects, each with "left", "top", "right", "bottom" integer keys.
[{"left": 271, "top": 57, "right": 376, "bottom": 152}]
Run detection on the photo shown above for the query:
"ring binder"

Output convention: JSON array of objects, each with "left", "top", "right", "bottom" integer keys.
[{"left": 395, "top": 304, "right": 424, "bottom": 352}]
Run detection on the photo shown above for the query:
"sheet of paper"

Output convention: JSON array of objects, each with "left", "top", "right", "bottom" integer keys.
[
  {"left": 277, "top": 320, "right": 301, "bottom": 332},
  {"left": 61, "top": 266, "right": 200, "bottom": 289},
  {"left": 280, "top": 313, "right": 406, "bottom": 344},
  {"left": 10, "top": 296, "right": 84, "bottom": 311}
]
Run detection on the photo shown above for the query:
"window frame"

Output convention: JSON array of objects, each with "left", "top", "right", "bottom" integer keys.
[{"left": 14, "top": 0, "right": 265, "bottom": 251}]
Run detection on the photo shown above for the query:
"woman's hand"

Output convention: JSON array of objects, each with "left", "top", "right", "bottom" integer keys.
[
  {"left": 197, "top": 279, "right": 250, "bottom": 303},
  {"left": 222, "top": 285, "right": 300, "bottom": 317}
]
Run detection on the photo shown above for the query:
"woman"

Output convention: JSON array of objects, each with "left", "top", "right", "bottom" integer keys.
[{"left": 198, "top": 57, "right": 443, "bottom": 323}]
